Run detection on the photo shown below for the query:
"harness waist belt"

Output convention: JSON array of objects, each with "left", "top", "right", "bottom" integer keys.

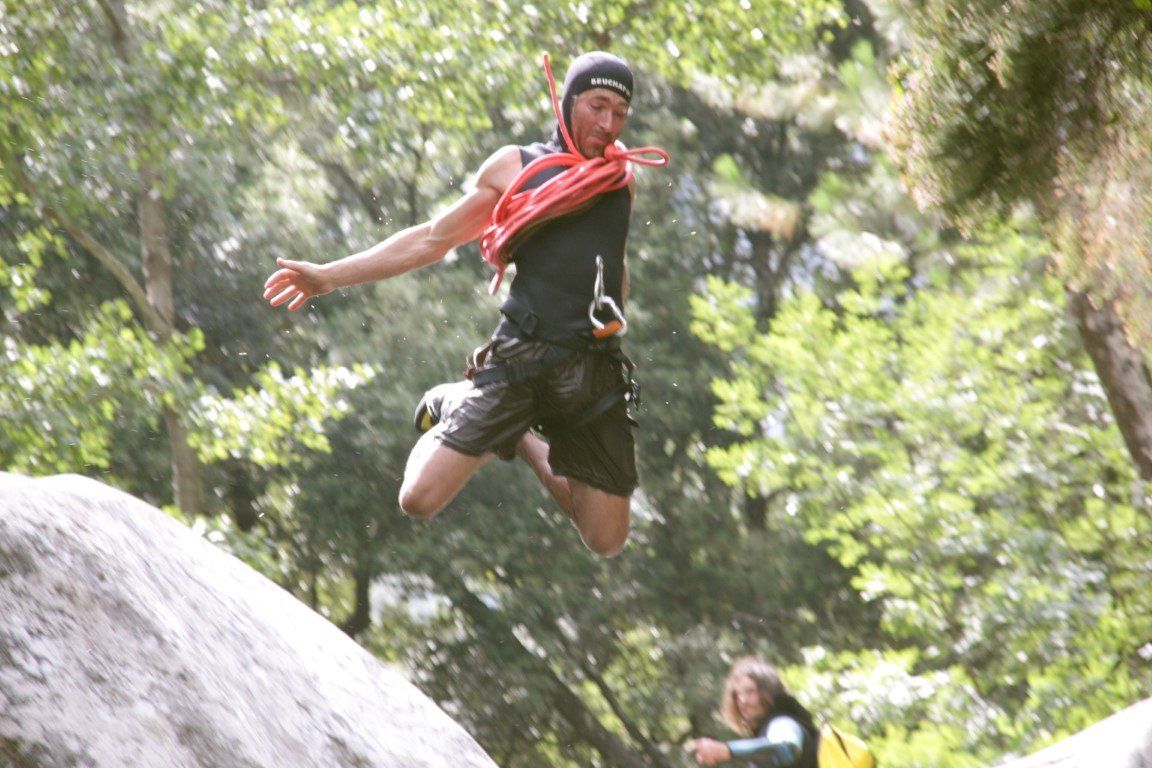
[{"left": 499, "top": 280, "right": 625, "bottom": 348}]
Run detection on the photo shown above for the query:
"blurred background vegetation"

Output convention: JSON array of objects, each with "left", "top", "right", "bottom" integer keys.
[{"left": 3, "top": 1, "right": 1151, "bottom": 766}]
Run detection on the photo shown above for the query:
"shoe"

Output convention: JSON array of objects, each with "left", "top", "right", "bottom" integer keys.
[{"left": 413, "top": 381, "right": 471, "bottom": 433}]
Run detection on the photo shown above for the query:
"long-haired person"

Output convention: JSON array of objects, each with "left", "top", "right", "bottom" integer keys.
[{"left": 686, "top": 656, "right": 818, "bottom": 768}]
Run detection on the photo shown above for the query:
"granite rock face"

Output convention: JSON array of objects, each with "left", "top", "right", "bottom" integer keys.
[
  {"left": 0, "top": 473, "right": 498, "bottom": 768},
  {"left": 994, "top": 695, "right": 1152, "bottom": 768}
]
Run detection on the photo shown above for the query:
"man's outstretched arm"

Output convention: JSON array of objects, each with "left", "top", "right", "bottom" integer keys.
[{"left": 263, "top": 145, "right": 521, "bottom": 311}]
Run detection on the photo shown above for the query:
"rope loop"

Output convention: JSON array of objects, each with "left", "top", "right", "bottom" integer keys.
[{"left": 479, "top": 54, "right": 670, "bottom": 294}]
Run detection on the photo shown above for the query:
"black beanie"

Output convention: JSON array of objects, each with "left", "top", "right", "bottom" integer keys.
[{"left": 556, "top": 52, "right": 634, "bottom": 151}]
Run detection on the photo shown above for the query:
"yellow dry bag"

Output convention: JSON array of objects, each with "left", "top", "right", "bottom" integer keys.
[{"left": 817, "top": 723, "right": 874, "bottom": 768}]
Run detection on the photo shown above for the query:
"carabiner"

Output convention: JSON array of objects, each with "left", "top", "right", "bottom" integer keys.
[{"left": 588, "top": 255, "right": 627, "bottom": 339}]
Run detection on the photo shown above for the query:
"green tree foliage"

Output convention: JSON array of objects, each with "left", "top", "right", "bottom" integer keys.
[
  {"left": 888, "top": 0, "right": 1152, "bottom": 345},
  {"left": 4, "top": 0, "right": 892, "bottom": 764},
  {"left": 0, "top": 0, "right": 383, "bottom": 509},
  {"left": 0, "top": 301, "right": 197, "bottom": 473},
  {"left": 693, "top": 220, "right": 1152, "bottom": 762},
  {"left": 8, "top": 2, "right": 1150, "bottom": 768}
]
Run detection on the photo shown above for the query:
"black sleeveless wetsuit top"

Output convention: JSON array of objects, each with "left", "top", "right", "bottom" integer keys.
[
  {"left": 495, "top": 140, "right": 632, "bottom": 341},
  {"left": 748, "top": 698, "right": 819, "bottom": 768}
]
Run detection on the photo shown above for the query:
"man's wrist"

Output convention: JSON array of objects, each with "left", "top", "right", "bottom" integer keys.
[{"left": 317, "top": 260, "right": 349, "bottom": 292}]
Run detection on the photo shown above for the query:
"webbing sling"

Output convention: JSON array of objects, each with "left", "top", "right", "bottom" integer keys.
[
  {"left": 470, "top": 345, "right": 576, "bottom": 388},
  {"left": 540, "top": 378, "right": 638, "bottom": 437}
]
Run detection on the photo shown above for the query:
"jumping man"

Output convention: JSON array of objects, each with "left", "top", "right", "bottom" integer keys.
[{"left": 262, "top": 52, "right": 666, "bottom": 556}]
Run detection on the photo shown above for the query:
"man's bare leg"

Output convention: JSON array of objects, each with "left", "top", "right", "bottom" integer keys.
[
  {"left": 568, "top": 481, "right": 631, "bottom": 556},
  {"left": 399, "top": 428, "right": 492, "bottom": 519},
  {"left": 516, "top": 432, "right": 631, "bottom": 556},
  {"left": 516, "top": 431, "right": 574, "bottom": 516}
]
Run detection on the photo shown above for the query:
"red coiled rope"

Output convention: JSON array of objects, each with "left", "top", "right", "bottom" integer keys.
[{"left": 478, "top": 54, "right": 670, "bottom": 294}]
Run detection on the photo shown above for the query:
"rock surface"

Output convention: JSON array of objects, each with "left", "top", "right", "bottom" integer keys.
[
  {"left": 994, "top": 696, "right": 1152, "bottom": 768},
  {"left": 0, "top": 472, "right": 499, "bottom": 768}
]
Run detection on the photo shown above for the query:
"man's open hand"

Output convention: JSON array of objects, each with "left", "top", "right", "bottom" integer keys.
[{"left": 262, "top": 258, "right": 332, "bottom": 311}]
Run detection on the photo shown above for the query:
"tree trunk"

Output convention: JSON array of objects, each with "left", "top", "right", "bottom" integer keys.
[
  {"left": 103, "top": 0, "right": 207, "bottom": 516},
  {"left": 223, "top": 461, "right": 259, "bottom": 531},
  {"left": 163, "top": 409, "right": 206, "bottom": 520},
  {"left": 1066, "top": 288, "right": 1152, "bottom": 485},
  {"left": 340, "top": 565, "right": 372, "bottom": 638},
  {"left": 138, "top": 166, "right": 176, "bottom": 333}
]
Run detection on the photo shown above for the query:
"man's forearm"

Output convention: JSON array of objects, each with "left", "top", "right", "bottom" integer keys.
[{"left": 322, "top": 222, "right": 446, "bottom": 289}]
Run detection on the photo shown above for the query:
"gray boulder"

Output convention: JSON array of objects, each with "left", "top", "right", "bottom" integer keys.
[
  {"left": 995, "top": 696, "right": 1152, "bottom": 768},
  {"left": 0, "top": 472, "right": 499, "bottom": 768}
]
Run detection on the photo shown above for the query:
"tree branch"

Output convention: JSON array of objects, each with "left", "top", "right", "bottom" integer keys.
[
  {"left": 310, "top": 154, "right": 387, "bottom": 224},
  {"left": 0, "top": 141, "right": 165, "bottom": 334},
  {"left": 94, "top": 0, "right": 131, "bottom": 60},
  {"left": 429, "top": 568, "right": 656, "bottom": 768},
  {"left": 1066, "top": 286, "right": 1152, "bottom": 483},
  {"left": 578, "top": 657, "right": 677, "bottom": 768}
]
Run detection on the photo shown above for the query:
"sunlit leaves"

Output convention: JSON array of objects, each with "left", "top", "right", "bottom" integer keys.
[
  {"left": 829, "top": 41, "right": 889, "bottom": 149},
  {"left": 709, "top": 155, "right": 804, "bottom": 238},
  {"left": 186, "top": 361, "right": 375, "bottom": 467},
  {"left": 0, "top": 224, "right": 59, "bottom": 314},
  {"left": 693, "top": 224, "right": 1152, "bottom": 750},
  {"left": 0, "top": 300, "right": 200, "bottom": 472},
  {"left": 689, "top": 275, "right": 760, "bottom": 355},
  {"left": 786, "top": 649, "right": 992, "bottom": 768}
]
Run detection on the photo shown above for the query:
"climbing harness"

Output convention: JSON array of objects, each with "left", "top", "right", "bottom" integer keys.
[
  {"left": 469, "top": 337, "right": 641, "bottom": 439},
  {"left": 479, "top": 54, "right": 669, "bottom": 295},
  {"left": 471, "top": 253, "right": 635, "bottom": 433}
]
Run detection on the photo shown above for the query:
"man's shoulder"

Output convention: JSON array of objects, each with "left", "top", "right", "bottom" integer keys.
[
  {"left": 474, "top": 145, "right": 524, "bottom": 194},
  {"left": 484, "top": 144, "right": 524, "bottom": 170}
]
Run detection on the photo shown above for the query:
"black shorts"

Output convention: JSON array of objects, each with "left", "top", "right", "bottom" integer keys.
[{"left": 436, "top": 333, "right": 638, "bottom": 497}]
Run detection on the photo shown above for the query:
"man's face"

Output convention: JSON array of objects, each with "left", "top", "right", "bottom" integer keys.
[
  {"left": 569, "top": 87, "right": 630, "bottom": 157},
  {"left": 734, "top": 676, "right": 766, "bottom": 725}
]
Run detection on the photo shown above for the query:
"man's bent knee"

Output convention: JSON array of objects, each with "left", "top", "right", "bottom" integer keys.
[
  {"left": 400, "top": 438, "right": 488, "bottom": 519},
  {"left": 581, "top": 528, "right": 629, "bottom": 557},
  {"left": 569, "top": 484, "right": 631, "bottom": 556},
  {"left": 398, "top": 482, "right": 446, "bottom": 520}
]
